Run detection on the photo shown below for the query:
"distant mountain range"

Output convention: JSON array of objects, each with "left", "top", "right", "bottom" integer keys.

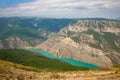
[
  {"left": 0, "top": 17, "right": 120, "bottom": 68},
  {"left": 0, "top": 17, "right": 74, "bottom": 49}
]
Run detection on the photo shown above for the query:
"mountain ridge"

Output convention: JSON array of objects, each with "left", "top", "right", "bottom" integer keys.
[{"left": 36, "top": 20, "right": 120, "bottom": 67}]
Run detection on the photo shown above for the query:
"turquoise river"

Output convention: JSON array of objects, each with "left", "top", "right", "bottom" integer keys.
[{"left": 27, "top": 48, "right": 99, "bottom": 69}]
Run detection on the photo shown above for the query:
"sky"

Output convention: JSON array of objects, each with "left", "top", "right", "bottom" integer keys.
[{"left": 0, "top": 0, "right": 120, "bottom": 18}]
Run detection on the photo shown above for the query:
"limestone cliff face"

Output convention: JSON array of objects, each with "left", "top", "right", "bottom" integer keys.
[
  {"left": 67, "top": 20, "right": 120, "bottom": 33},
  {"left": 0, "top": 40, "right": 3, "bottom": 49},
  {"left": 36, "top": 20, "right": 120, "bottom": 67},
  {"left": 0, "top": 36, "right": 43, "bottom": 49}
]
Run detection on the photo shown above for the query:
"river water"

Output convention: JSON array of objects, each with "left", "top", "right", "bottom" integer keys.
[{"left": 27, "top": 48, "right": 99, "bottom": 69}]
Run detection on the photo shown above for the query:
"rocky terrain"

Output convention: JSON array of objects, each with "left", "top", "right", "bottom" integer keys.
[
  {"left": 0, "top": 36, "right": 43, "bottom": 49},
  {"left": 36, "top": 20, "right": 120, "bottom": 67}
]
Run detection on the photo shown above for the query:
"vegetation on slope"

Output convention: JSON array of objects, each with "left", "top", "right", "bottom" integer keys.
[
  {"left": 102, "top": 32, "right": 120, "bottom": 52},
  {"left": 0, "top": 60, "right": 120, "bottom": 80},
  {"left": 85, "top": 30, "right": 120, "bottom": 52},
  {"left": 0, "top": 49, "right": 88, "bottom": 71},
  {"left": 0, "top": 17, "right": 74, "bottom": 39},
  {"left": 0, "top": 17, "right": 75, "bottom": 48},
  {"left": 0, "top": 60, "right": 42, "bottom": 80}
]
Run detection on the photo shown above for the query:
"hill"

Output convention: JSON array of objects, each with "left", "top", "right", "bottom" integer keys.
[
  {"left": 0, "top": 49, "right": 88, "bottom": 71},
  {"left": 0, "top": 60, "right": 120, "bottom": 80}
]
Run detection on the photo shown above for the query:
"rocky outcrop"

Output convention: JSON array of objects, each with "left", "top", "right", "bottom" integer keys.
[
  {"left": 0, "top": 36, "right": 43, "bottom": 49},
  {"left": 0, "top": 40, "right": 3, "bottom": 49},
  {"left": 36, "top": 20, "right": 120, "bottom": 67}
]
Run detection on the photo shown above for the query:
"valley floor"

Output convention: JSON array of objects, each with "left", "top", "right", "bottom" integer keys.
[{"left": 0, "top": 60, "right": 120, "bottom": 80}]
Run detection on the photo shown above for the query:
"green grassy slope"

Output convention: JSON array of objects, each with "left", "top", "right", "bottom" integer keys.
[{"left": 0, "top": 49, "right": 88, "bottom": 71}]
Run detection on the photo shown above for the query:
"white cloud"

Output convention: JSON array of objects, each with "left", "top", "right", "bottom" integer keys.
[{"left": 0, "top": 0, "right": 120, "bottom": 18}]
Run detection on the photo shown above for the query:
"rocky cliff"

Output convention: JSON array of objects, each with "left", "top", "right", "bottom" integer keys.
[
  {"left": 0, "top": 36, "right": 43, "bottom": 49},
  {"left": 36, "top": 20, "right": 120, "bottom": 67}
]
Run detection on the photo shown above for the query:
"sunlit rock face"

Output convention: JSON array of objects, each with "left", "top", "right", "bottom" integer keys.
[
  {"left": 0, "top": 36, "right": 43, "bottom": 49},
  {"left": 36, "top": 20, "right": 120, "bottom": 67}
]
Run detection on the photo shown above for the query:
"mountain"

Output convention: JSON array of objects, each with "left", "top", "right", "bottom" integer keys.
[
  {"left": 0, "top": 17, "right": 74, "bottom": 49},
  {"left": 0, "top": 17, "right": 120, "bottom": 68},
  {"left": 36, "top": 20, "right": 120, "bottom": 67}
]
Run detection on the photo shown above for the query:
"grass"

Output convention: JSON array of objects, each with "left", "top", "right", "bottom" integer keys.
[
  {"left": 0, "top": 60, "right": 39, "bottom": 73},
  {"left": 85, "top": 30, "right": 120, "bottom": 52},
  {"left": 0, "top": 60, "right": 120, "bottom": 80},
  {"left": 89, "top": 43, "right": 101, "bottom": 49},
  {"left": 85, "top": 29, "right": 102, "bottom": 43},
  {"left": 67, "top": 30, "right": 75, "bottom": 37},
  {"left": 71, "top": 35, "right": 80, "bottom": 43},
  {"left": 0, "top": 60, "right": 40, "bottom": 80},
  {"left": 102, "top": 32, "right": 120, "bottom": 52},
  {"left": 0, "top": 49, "right": 88, "bottom": 71}
]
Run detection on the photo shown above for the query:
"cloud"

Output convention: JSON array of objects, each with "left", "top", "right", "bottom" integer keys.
[{"left": 0, "top": 0, "right": 120, "bottom": 18}]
